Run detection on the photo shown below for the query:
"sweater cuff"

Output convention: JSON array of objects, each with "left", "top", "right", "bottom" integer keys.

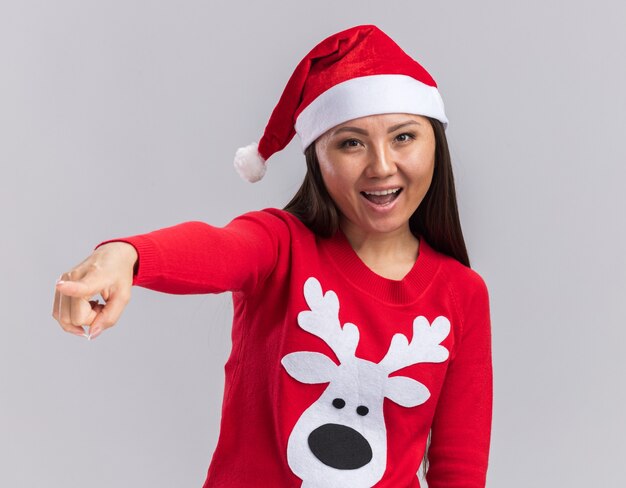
[{"left": 94, "top": 234, "right": 161, "bottom": 287}]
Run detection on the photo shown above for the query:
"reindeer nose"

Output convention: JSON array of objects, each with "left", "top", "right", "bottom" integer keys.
[{"left": 308, "top": 423, "right": 373, "bottom": 469}]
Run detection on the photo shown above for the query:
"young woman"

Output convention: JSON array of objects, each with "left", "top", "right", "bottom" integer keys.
[{"left": 53, "top": 24, "right": 492, "bottom": 488}]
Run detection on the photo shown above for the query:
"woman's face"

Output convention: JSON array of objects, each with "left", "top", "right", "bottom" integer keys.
[{"left": 315, "top": 113, "right": 436, "bottom": 239}]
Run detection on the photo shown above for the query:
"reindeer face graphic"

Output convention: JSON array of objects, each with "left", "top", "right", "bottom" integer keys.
[{"left": 281, "top": 277, "right": 451, "bottom": 488}]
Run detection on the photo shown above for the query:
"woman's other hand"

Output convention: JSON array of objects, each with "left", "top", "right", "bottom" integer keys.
[{"left": 52, "top": 242, "right": 138, "bottom": 340}]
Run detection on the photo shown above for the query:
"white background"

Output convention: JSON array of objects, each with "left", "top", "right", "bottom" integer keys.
[{"left": 1, "top": 0, "right": 624, "bottom": 486}]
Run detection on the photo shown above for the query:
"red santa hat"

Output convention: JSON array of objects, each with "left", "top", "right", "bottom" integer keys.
[{"left": 234, "top": 24, "right": 448, "bottom": 182}]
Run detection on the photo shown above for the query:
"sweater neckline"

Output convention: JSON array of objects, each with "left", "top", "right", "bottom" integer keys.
[{"left": 320, "top": 228, "right": 441, "bottom": 304}]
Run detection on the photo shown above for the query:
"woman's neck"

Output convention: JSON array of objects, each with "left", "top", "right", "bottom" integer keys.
[{"left": 340, "top": 219, "right": 419, "bottom": 280}]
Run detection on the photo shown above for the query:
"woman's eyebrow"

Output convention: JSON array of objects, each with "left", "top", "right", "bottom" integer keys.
[
  {"left": 332, "top": 126, "right": 369, "bottom": 136},
  {"left": 387, "top": 120, "right": 422, "bottom": 132},
  {"left": 331, "top": 120, "right": 421, "bottom": 137}
]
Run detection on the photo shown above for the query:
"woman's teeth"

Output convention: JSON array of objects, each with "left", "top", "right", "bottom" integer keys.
[
  {"left": 363, "top": 188, "right": 400, "bottom": 196},
  {"left": 361, "top": 188, "right": 402, "bottom": 205}
]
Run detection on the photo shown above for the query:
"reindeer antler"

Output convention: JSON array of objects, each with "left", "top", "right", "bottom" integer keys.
[
  {"left": 297, "top": 277, "right": 360, "bottom": 364},
  {"left": 378, "top": 316, "right": 450, "bottom": 375}
]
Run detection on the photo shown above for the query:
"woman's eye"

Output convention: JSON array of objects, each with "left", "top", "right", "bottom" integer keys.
[
  {"left": 395, "top": 133, "right": 415, "bottom": 143},
  {"left": 339, "top": 138, "right": 361, "bottom": 149}
]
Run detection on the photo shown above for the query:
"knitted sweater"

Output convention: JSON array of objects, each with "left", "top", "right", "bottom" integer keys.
[{"left": 97, "top": 208, "right": 492, "bottom": 488}]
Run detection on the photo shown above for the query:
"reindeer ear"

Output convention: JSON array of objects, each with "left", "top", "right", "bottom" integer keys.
[
  {"left": 385, "top": 376, "right": 431, "bottom": 407},
  {"left": 281, "top": 351, "right": 338, "bottom": 384}
]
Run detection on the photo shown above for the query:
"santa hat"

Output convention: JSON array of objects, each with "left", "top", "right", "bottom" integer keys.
[{"left": 234, "top": 24, "right": 448, "bottom": 182}]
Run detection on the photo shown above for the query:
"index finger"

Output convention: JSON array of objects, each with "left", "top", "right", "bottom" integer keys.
[{"left": 56, "top": 278, "right": 103, "bottom": 300}]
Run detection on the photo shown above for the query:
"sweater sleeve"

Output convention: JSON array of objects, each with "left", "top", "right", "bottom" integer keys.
[
  {"left": 425, "top": 272, "right": 493, "bottom": 488},
  {"left": 94, "top": 210, "right": 290, "bottom": 295}
]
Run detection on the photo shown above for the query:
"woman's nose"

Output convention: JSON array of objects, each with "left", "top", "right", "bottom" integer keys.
[{"left": 365, "top": 144, "right": 397, "bottom": 178}]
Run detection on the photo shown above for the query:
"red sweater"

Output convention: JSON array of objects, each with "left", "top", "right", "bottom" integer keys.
[{"left": 97, "top": 208, "right": 492, "bottom": 487}]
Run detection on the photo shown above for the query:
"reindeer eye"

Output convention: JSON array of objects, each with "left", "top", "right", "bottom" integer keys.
[
  {"left": 332, "top": 398, "right": 346, "bottom": 409},
  {"left": 356, "top": 406, "right": 369, "bottom": 416}
]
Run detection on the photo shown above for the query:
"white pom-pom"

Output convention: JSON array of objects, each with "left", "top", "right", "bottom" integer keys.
[{"left": 234, "top": 142, "right": 266, "bottom": 182}]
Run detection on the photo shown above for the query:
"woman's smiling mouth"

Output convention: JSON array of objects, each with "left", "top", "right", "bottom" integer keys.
[{"left": 360, "top": 188, "right": 403, "bottom": 206}]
